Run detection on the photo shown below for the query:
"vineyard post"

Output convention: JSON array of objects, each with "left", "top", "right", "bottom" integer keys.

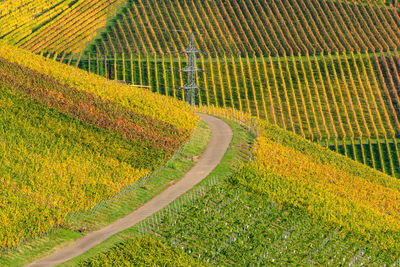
[
  {"left": 239, "top": 56, "right": 251, "bottom": 114},
  {"left": 75, "top": 52, "right": 82, "bottom": 68},
  {"left": 246, "top": 53, "right": 260, "bottom": 118},
  {"left": 96, "top": 47, "right": 100, "bottom": 75},
  {"left": 209, "top": 55, "right": 218, "bottom": 108},
  {"left": 216, "top": 57, "right": 226, "bottom": 109},
  {"left": 393, "top": 136, "right": 400, "bottom": 176},
  {"left": 385, "top": 137, "right": 396, "bottom": 177},
  {"left": 232, "top": 56, "right": 243, "bottom": 113},
  {"left": 178, "top": 54, "right": 185, "bottom": 100},
  {"left": 224, "top": 55, "right": 234, "bottom": 108},
  {"left": 201, "top": 54, "right": 210, "bottom": 106},
  {"left": 359, "top": 138, "right": 366, "bottom": 165},
  {"left": 350, "top": 138, "right": 356, "bottom": 161},
  {"left": 254, "top": 54, "right": 268, "bottom": 122},
  {"left": 59, "top": 51, "right": 66, "bottom": 64},
  {"left": 67, "top": 53, "right": 73, "bottom": 65},
  {"left": 104, "top": 53, "right": 108, "bottom": 79},
  {"left": 195, "top": 56, "right": 202, "bottom": 106}
]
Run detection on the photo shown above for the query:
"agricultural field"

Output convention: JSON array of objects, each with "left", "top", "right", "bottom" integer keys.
[
  {"left": 0, "top": 0, "right": 126, "bottom": 54},
  {"left": 82, "top": 0, "right": 400, "bottom": 56},
  {"left": 78, "top": 118, "right": 400, "bottom": 265},
  {"left": 81, "top": 236, "right": 203, "bottom": 266},
  {"left": 0, "top": 43, "right": 198, "bottom": 254},
  {"left": 37, "top": 0, "right": 400, "bottom": 177},
  {"left": 60, "top": 49, "right": 400, "bottom": 177},
  {"left": 2, "top": 0, "right": 400, "bottom": 265}
]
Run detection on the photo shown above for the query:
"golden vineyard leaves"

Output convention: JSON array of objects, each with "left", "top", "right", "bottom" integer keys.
[{"left": 237, "top": 136, "right": 400, "bottom": 252}]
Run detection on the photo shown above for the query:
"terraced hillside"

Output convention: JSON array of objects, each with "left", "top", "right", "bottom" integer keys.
[{"left": 0, "top": 43, "right": 198, "bottom": 253}]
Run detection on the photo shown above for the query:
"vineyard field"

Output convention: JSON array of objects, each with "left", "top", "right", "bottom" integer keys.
[
  {"left": 3, "top": 0, "right": 400, "bottom": 264},
  {"left": 83, "top": 0, "right": 400, "bottom": 57},
  {"left": 0, "top": 0, "right": 126, "bottom": 54},
  {"left": 5, "top": 0, "right": 400, "bottom": 178},
  {"left": 0, "top": 44, "right": 198, "bottom": 253},
  {"left": 80, "top": 236, "right": 204, "bottom": 266},
  {"left": 61, "top": 52, "right": 400, "bottom": 139},
  {"left": 58, "top": 50, "right": 400, "bottom": 177},
  {"left": 79, "top": 118, "right": 400, "bottom": 264}
]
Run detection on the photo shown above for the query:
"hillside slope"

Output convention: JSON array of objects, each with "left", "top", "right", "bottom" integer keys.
[
  {"left": 84, "top": 0, "right": 400, "bottom": 57},
  {"left": 0, "top": 43, "right": 198, "bottom": 252},
  {"left": 0, "top": 0, "right": 126, "bottom": 53},
  {"left": 80, "top": 117, "right": 400, "bottom": 265}
]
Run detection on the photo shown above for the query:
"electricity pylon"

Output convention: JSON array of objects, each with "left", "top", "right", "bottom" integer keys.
[{"left": 181, "top": 32, "right": 202, "bottom": 106}]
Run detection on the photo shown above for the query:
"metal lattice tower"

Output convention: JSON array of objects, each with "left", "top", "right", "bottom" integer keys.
[{"left": 182, "top": 33, "right": 201, "bottom": 106}]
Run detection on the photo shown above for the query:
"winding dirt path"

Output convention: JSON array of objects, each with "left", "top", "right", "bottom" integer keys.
[{"left": 26, "top": 114, "right": 233, "bottom": 267}]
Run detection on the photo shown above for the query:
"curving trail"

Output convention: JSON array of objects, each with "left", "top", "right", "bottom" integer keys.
[{"left": 26, "top": 114, "right": 233, "bottom": 267}]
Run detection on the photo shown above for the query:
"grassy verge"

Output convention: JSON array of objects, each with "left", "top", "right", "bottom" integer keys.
[
  {"left": 1, "top": 121, "right": 211, "bottom": 267},
  {"left": 59, "top": 119, "right": 254, "bottom": 266}
]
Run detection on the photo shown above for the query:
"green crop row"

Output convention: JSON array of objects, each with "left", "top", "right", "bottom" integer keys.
[
  {"left": 81, "top": 236, "right": 204, "bottom": 266},
  {"left": 83, "top": 0, "right": 400, "bottom": 57},
  {"left": 80, "top": 182, "right": 397, "bottom": 265},
  {"left": 59, "top": 49, "right": 400, "bottom": 177}
]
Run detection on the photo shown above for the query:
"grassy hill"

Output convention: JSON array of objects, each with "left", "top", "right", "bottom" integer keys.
[{"left": 0, "top": 43, "right": 198, "bottom": 252}]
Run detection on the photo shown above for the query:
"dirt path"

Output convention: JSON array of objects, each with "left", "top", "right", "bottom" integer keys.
[{"left": 26, "top": 114, "right": 233, "bottom": 267}]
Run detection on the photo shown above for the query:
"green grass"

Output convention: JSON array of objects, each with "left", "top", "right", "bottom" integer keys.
[
  {"left": 0, "top": 120, "right": 212, "bottom": 267},
  {"left": 58, "top": 119, "right": 254, "bottom": 266}
]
